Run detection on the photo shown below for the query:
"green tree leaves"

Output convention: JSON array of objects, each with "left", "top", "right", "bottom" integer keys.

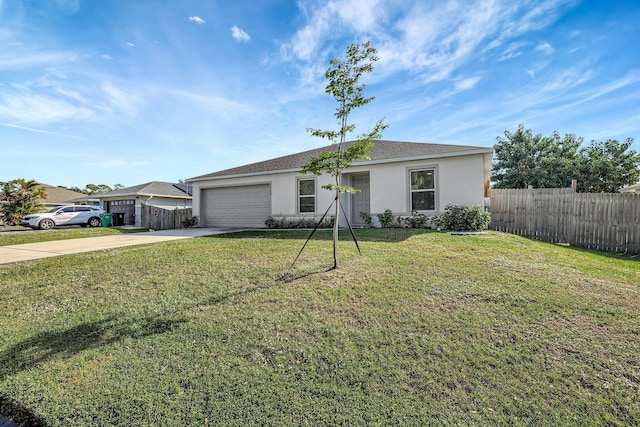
[
  {"left": 0, "top": 179, "right": 46, "bottom": 225},
  {"left": 491, "top": 124, "right": 640, "bottom": 192}
]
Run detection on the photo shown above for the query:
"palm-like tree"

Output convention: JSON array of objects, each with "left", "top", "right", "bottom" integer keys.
[{"left": 0, "top": 179, "right": 46, "bottom": 225}]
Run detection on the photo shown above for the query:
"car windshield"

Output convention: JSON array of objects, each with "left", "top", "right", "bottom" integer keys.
[{"left": 47, "top": 207, "right": 62, "bottom": 213}]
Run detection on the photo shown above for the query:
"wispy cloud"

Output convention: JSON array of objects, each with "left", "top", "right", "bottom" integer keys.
[
  {"left": 231, "top": 25, "right": 250, "bottom": 42},
  {"left": 189, "top": 16, "right": 206, "bottom": 25},
  {"left": 536, "top": 41, "right": 555, "bottom": 54},
  {"left": 455, "top": 76, "right": 481, "bottom": 90},
  {"left": 280, "top": 0, "right": 577, "bottom": 90},
  {"left": 100, "top": 84, "right": 142, "bottom": 117},
  {"left": 0, "top": 93, "right": 93, "bottom": 124},
  {"left": 0, "top": 122, "right": 86, "bottom": 139},
  {"left": 0, "top": 52, "right": 77, "bottom": 70}
]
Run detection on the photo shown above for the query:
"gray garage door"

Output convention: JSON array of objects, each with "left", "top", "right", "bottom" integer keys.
[{"left": 201, "top": 184, "right": 271, "bottom": 227}]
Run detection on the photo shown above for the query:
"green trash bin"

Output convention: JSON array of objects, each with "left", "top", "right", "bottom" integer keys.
[{"left": 100, "top": 213, "right": 113, "bottom": 227}]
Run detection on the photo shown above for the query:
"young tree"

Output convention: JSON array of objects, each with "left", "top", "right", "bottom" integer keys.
[
  {"left": 578, "top": 138, "right": 640, "bottom": 193},
  {"left": 301, "top": 41, "right": 387, "bottom": 269}
]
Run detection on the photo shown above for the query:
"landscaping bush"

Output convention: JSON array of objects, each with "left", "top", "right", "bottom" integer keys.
[
  {"left": 264, "top": 216, "right": 334, "bottom": 229},
  {"left": 432, "top": 205, "right": 491, "bottom": 232},
  {"left": 182, "top": 216, "right": 198, "bottom": 228},
  {"left": 377, "top": 209, "right": 400, "bottom": 228},
  {"left": 358, "top": 211, "right": 374, "bottom": 228},
  {"left": 402, "top": 210, "right": 428, "bottom": 228}
]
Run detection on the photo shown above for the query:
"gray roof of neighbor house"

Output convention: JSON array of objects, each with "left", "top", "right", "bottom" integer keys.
[
  {"left": 94, "top": 181, "right": 193, "bottom": 199},
  {"left": 188, "top": 140, "right": 493, "bottom": 182}
]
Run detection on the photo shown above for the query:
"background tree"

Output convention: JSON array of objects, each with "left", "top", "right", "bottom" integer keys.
[
  {"left": 85, "top": 184, "right": 113, "bottom": 194},
  {"left": 301, "top": 41, "right": 387, "bottom": 269},
  {"left": 491, "top": 125, "right": 639, "bottom": 192},
  {"left": 59, "top": 183, "right": 124, "bottom": 194},
  {"left": 491, "top": 124, "right": 581, "bottom": 189},
  {"left": 0, "top": 179, "right": 46, "bottom": 225},
  {"left": 577, "top": 138, "right": 640, "bottom": 193}
]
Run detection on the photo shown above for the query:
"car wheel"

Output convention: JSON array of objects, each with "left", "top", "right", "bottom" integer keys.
[
  {"left": 88, "top": 217, "right": 101, "bottom": 227},
  {"left": 38, "top": 219, "right": 55, "bottom": 230}
]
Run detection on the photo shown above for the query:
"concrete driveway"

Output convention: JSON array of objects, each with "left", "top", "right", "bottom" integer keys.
[{"left": 0, "top": 228, "right": 243, "bottom": 265}]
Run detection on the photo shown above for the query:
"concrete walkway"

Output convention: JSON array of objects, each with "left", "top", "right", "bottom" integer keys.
[{"left": 0, "top": 228, "right": 243, "bottom": 265}]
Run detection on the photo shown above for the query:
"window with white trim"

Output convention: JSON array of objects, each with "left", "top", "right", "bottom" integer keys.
[
  {"left": 410, "top": 169, "right": 435, "bottom": 211},
  {"left": 297, "top": 178, "right": 316, "bottom": 213}
]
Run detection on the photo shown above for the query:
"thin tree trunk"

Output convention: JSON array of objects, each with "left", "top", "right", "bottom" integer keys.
[{"left": 332, "top": 187, "right": 339, "bottom": 269}]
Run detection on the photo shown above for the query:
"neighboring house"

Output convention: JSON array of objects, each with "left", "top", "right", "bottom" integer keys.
[
  {"left": 94, "top": 181, "right": 193, "bottom": 227},
  {"left": 187, "top": 140, "right": 493, "bottom": 228},
  {"left": 619, "top": 183, "right": 640, "bottom": 193},
  {"left": 66, "top": 195, "right": 101, "bottom": 206},
  {"left": 38, "top": 184, "right": 87, "bottom": 209}
]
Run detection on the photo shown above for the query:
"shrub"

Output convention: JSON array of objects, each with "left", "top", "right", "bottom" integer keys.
[
  {"left": 182, "top": 216, "right": 199, "bottom": 228},
  {"left": 432, "top": 205, "right": 491, "bottom": 232},
  {"left": 377, "top": 209, "right": 400, "bottom": 228},
  {"left": 358, "top": 211, "right": 374, "bottom": 228},
  {"left": 265, "top": 216, "right": 334, "bottom": 229},
  {"left": 402, "top": 210, "right": 428, "bottom": 228}
]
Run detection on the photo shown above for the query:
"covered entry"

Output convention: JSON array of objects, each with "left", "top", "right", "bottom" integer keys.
[{"left": 201, "top": 184, "right": 271, "bottom": 227}]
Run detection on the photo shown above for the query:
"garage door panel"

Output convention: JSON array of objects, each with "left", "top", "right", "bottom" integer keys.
[{"left": 202, "top": 184, "right": 271, "bottom": 227}]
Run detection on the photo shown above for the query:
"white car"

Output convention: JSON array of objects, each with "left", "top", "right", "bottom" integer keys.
[{"left": 21, "top": 205, "right": 105, "bottom": 230}]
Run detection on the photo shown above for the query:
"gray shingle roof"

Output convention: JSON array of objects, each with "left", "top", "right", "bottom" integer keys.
[
  {"left": 188, "top": 140, "right": 492, "bottom": 181},
  {"left": 95, "top": 181, "right": 192, "bottom": 199}
]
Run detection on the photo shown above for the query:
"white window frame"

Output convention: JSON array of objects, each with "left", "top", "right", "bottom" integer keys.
[
  {"left": 297, "top": 177, "right": 316, "bottom": 214},
  {"left": 408, "top": 167, "right": 437, "bottom": 212}
]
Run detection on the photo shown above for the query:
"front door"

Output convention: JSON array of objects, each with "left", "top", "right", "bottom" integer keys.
[{"left": 351, "top": 173, "right": 370, "bottom": 227}]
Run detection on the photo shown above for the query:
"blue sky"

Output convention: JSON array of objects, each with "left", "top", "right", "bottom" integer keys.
[{"left": 1, "top": 0, "right": 638, "bottom": 188}]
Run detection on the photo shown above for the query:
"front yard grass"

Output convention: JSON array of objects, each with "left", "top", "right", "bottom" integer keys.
[
  {"left": 1, "top": 229, "right": 638, "bottom": 425},
  {"left": 0, "top": 226, "right": 148, "bottom": 246}
]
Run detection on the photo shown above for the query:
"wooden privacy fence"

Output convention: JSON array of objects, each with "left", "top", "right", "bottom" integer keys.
[
  {"left": 140, "top": 205, "right": 193, "bottom": 230},
  {"left": 489, "top": 188, "right": 640, "bottom": 254}
]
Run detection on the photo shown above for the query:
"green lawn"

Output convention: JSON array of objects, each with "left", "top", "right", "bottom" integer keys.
[
  {"left": 1, "top": 229, "right": 638, "bottom": 426},
  {"left": 0, "top": 226, "right": 147, "bottom": 246}
]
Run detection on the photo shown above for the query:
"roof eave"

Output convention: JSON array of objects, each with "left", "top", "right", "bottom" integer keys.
[{"left": 187, "top": 148, "right": 493, "bottom": 182}]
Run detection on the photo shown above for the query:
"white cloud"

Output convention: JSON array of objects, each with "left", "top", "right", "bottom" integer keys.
[
  {"left": 0, "top": 93, "right": 93, "bottom": 124},
  {"left": 189, "top": 16, "right": 206, "bottom": 25},
  {"left": 126, "top": 42, "right": 134, "bottom": 47},
  {"left": 231, "top": 25, "right": 250, "bottom": 42},
  {"left": 0, "top": 52, "right": 77, "bottom": 70},
  {"left": 536, "top": 41, "right": 555, "bottom": 54},
  {"left": 101, "top": 54, "right": 113, "bottom": 60},
  {"left": 101, "top": 84, "right": 142, "bottom": 117},
  {"left": 455, "top": 76, "right": 481, "bottom": 90}
]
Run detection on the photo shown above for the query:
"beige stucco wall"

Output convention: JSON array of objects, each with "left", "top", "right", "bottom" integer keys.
[{"left": 191, "top": 152, "right": 489, "bottom": 227}]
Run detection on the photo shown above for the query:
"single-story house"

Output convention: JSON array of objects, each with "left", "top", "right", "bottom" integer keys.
[
  {"left": 187, "top": 140, "right": 493, "bottom": 228},
  {"left": 94, "top": 181, "right": 192, "bottom": 227},
  {"left": 37, "top": 184, "right": 88, "bottom": 209}
]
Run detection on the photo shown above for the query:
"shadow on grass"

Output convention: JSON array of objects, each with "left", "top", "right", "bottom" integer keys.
[
  {"left": 0, "top": 314, "right": 186, "bottom": 425},
  {"left": 210, "top": 228, "right": 434, "bottom": 243},
  {"left": 0, "top": 394, "right": 47, "bottom": 427},
  {"left": 0, "top": 315, "right": 187, "bottom": 383}
]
